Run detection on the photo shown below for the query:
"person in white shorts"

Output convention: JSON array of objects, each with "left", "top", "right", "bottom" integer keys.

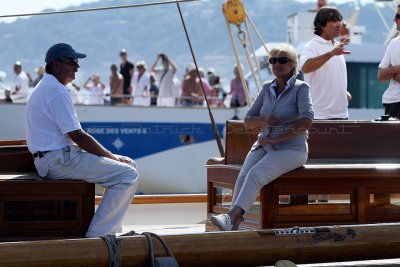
[{"left": 25, "top": 43, "right": 139, "bottom": 238}]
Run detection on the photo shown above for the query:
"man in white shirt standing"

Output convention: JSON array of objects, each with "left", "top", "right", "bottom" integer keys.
[
  {"left": 25, "top": 43, "right": 139, "bottom": 238},
  {"left": 300, "top": 6, "right": 352, "bottom": 120},
  {"left": 12, "top": 61, "right": 30, "bottom": 102},
  {"left": 377, "top": 4, "right": 400, "bottom": 119}
]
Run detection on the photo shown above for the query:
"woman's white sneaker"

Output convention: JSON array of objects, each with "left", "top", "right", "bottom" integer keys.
[{"left": 210, "top": 214, "right": 233, "bottom": 231}]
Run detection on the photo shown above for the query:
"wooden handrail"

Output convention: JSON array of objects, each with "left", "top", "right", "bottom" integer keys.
[
  {"left": 0, "top": 140, "right": 27, "bottom": 146},
  {"left": 95, "top": 193, "right": 207, "bottom": 205}
]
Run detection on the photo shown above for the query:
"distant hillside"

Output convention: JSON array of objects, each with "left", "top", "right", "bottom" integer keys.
[{"left": 0, "top": 0, "right": 392, "bottom": 87}]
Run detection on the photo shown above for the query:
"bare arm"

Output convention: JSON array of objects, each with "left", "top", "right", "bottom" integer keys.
[
  {"left": 83, "top": 77, "right": 91, "bottom": 90},
  {"left": 151, "top": 55, "right": 161, "bottom": 72},
  {"left": 302, "top": 52, "right": 334, "bottom": 73},
  {"left": 68, "top": 129, "right": 130, "bottom": 163},
  {"left": 302, "top": 38, "right": 350, "bottom": 74},
  {"left": 378, "top": 65, "right": 400, "bottom": 81}
]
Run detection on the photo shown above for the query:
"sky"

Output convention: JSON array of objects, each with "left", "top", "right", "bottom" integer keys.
[
  {"left": 0, "top": 0, "right": 378, "bottom": 23},
  {"left": 0, "top": 0, "right": 101, "bottom": 23}
]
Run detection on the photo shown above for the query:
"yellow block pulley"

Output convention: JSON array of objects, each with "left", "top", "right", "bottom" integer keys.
[{"left": 222, "top": 0, "right": 246, "bottom": 26}]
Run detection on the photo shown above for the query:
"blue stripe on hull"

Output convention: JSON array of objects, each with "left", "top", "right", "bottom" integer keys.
[{"left": 81, "top": 122, "right": 225, "bottom": 159}]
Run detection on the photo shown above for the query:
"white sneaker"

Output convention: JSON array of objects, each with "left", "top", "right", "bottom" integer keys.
[{"left": 210, "top": 214, "right": 233, "bottom": 231}]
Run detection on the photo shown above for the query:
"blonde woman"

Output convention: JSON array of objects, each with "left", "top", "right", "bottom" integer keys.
[{"left": 211, "top": 44, "right": 314, "bottom": 231}]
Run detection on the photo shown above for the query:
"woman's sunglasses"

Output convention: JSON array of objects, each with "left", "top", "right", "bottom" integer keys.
[
  {"left": 395, "top": 13, "right": 400, "bottom": 20},
  {"left": 269, "top": 57, "right": 291, "bottom": 65}
]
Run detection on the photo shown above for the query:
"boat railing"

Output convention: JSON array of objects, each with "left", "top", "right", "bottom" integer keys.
[{"left": 1, "top": 91, "right": 233, "bottom": 108}]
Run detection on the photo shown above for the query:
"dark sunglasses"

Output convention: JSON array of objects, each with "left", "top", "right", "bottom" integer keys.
[
  {"left": 395, "top": 13, "right": 400, "bottom": 20},
  {"left": 269, "top": 57, "right": 291, "bottom": 65},
  {"left": 58, "top": 58, "right": 79, "bottom": 66}
]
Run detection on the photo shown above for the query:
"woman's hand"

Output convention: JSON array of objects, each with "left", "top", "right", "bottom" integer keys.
[
  {"left": 258, "top": 135, "right": 281, "bottom": 145},
  {"left": 265, "top": 116, "right": 280, "bottom": 126}
]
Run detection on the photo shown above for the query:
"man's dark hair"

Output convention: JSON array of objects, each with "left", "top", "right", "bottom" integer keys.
[
  {"left": 313, "top": 7, "right": 343, "bottom": 36},
  {"left": 45, "top": 62, "right": 54, "bottom": 75}
]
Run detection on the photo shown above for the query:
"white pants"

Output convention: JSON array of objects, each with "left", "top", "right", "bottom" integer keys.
[
  {"left": 34, "top": 145, "right": 139, "bottom": 237},
  {"left": 232, "top": 144, "right": 307, "bottom": 213}
]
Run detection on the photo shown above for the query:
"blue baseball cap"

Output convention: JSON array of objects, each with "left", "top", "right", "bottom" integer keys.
[{"left": 45, "top": 43, "right": 86, "bottom": 63}]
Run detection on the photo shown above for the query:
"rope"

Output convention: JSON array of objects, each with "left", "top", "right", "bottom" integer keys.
[
  {"left": 246, "top": 14, "right": 270, "bottom": 57},
  {"left": 142, "top": 232, "right": 179, "bottom": 267},
  {"left": 224, "top": 3, "right": 272, "bottom": 106},
  {"left": 175, "top": 0, "right": 225, "bottom": 158},
  {"left": 100, "top": 231, "right": 138, "bottom": 267},
  {"left": 244, "top": 19, "right": 263, "bottom": 94},
  {"left": 0, "top": 0, "right": 203, "bottom": 19},
  {"left": 225, "top": 18, "right": 252, "bottom": 106},
  {"left": 240, "top": 22, "right": 262, "bottom": 96},
  {"left": 101, "top": 235, "right": 122, "bottom": 267}
]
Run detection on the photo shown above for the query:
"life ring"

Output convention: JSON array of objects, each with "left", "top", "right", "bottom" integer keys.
[{"left": 222, "top": 0, "right": 246, "bottom": 26}]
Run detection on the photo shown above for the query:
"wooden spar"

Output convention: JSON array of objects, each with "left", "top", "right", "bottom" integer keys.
[{"left": 1, "top": 223, "right": 400, "bottom": 267}]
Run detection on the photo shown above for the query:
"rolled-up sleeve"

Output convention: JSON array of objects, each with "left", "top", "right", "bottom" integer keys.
[{"left": 297, "top": 83, "right": 314, "bottom": 120}]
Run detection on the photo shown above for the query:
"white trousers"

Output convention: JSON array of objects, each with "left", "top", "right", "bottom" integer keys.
[
  {"left": 34, "top": 145, "right": 139, "bottom": 237},
  {"left": 232, "top": 144, "right": 307, "bottom": 213}
]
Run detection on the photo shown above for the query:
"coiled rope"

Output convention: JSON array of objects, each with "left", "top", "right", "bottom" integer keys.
[
  {"left": 101, "top": 235, "right": 122, "bottom": 267},
  {"left": 101, "top": 230, "right": 138, "bottom": 267}
]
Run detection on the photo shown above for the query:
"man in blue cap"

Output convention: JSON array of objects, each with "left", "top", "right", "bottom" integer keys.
[{"left": 25, "top": 43, "right": 139, "bottom": 238}]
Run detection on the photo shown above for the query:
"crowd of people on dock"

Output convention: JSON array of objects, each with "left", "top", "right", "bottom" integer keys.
[{"left": 1, "top": 49, "right": 248, "bottom": 108}]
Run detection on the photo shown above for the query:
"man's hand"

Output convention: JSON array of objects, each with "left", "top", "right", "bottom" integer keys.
[
  {"left": 346, "top": 91, "right": 352, "bottom": 102},
  {"left": 116, "top": 155, "right": 132, "bottom": 164},
  {"left": 331, "top": 37, "right": 351, "bottom": 56}
]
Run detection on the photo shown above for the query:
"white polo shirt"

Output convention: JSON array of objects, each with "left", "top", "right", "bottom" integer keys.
[
  {"left": 300, "top": 35, "right": 349, "bottom": 119},
  {"left": 379, "top": 36, "right": 400, "bottom": 104},
  {"left": 25, "top": 74, "right": 82, "bottom": 153}
]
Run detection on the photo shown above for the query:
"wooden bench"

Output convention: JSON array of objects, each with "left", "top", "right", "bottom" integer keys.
[
  {"left": 206, "top": 120, "right": 400, "bottom": 230},
  {"left": 0, "top": 141, "right": 94, "bottom": 241}
]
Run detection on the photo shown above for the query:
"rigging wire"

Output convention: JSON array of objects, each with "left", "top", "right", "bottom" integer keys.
[
  {"left": 223, "top": 0, "right": 269, "bottom": 107},
  {"left": 175, "top": 0, "right": 225, "bottom": 158},
  {"left": 0, "top": 0, "right": 202, "bottom": 19}
]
